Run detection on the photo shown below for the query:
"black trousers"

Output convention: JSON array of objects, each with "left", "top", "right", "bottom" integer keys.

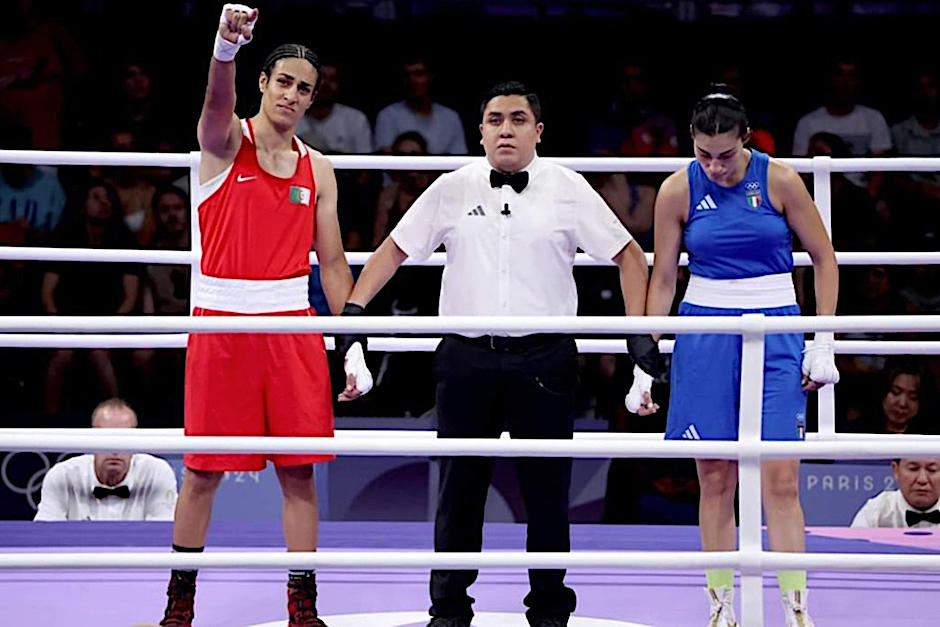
[{"left": 429, "top": 334, "right": 578, "bottom": 622}]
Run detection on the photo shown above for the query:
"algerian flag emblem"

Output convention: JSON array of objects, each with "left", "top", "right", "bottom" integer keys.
[{"left": 289, "top": 186, "right": 311, "bottom": 206}]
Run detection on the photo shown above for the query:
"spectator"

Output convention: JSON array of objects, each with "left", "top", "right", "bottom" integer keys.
[
  {"left": 588, "top": 60, "right": 678, "bottom": 157},
  {"left": 851, "top": 458, "right": 940, "bottom": 528},
  {"left": 0, "top": 123, "right": 66, "bottom": 243},
  {"left": 296, "top": 62, "right": 373, "bottom": 154},
  {"left": 372, "top": 131, "right": 433, "bottom": 246},
  {"left": 131, "top": 187, "right": 190, "bottom": 425},
  {"left": 845, "top": 360, "right": 935, "bottom": 434},
  {"left": 374, "top": 55, "right": 467, "bottom": 154},
  {"left": 94, "top": 127, "right": 157, "bottom": 245},
  {"left": 805, "top": 132, "right": 881, "bottom": 250},
  {"left": 889, "top": 68, "right": 940, "bottom": 249},
  {"left": 792, "top": 58, "right": 891, "bottom": 158},
  {"left": 41, "top": 179, "right": 141, "bottom": 416},
  {"left": 34, "top": 398, "right": 178, "bottom": 521},
  {"left": 142, "top": 186, "right": 190, "bottom": 314},
  {"left": 792, "top": 58, "right": 891, "bottom": 193}
]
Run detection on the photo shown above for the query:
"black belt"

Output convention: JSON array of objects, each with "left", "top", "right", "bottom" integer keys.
[{"left": 449, "top": 333, "right": 566, "bottom": 352}]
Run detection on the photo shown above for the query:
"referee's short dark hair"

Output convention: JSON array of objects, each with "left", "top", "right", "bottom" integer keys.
[{"left": 480, "top": 81, "right": 542, "bottom": 123}]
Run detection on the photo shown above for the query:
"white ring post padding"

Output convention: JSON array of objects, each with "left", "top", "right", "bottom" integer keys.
[
  {"left": 737, "top": 315, "right": 765, "bottom": 624},
  {"left": 0, "top": 314, "right": 938, "bottom": 334},
  {"left": 3, "top": 550, "right": 940, "bottom": 571}
]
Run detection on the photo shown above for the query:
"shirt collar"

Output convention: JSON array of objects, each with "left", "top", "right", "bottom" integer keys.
[
  {"left": 482, "top": 154, "right": 542, "bottom": 180},
  {"left": 897, "top": 489, "right": 940, "bottom": 514}
]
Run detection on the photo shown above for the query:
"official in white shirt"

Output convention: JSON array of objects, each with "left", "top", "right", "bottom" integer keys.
[
  {"left": 34, "top": 398, "right": 178, "bottom": 521},
  {"left": 336, "top": 81, "right": 660, "bottom": 627},
  {"left": 851, "top": 458, "right": 940, "bottom": 528}
]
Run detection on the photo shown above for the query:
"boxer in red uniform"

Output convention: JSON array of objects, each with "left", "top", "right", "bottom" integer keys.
[{"left": 159, "top": 6, "right": 371, "bottom": 627}]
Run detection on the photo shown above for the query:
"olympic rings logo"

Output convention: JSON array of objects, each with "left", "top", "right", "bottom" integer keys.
[{"left": 1, "top": 451, "right": 73, "bottom": 512}]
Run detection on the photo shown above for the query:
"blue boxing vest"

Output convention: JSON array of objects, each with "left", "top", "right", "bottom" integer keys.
[{"left": 684, "top": 150, "right": 793, "bottom": 279}]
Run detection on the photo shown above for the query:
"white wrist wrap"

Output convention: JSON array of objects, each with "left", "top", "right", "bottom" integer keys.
[
  {"left": 344, "top": 342, "right": 373, "bottom": 396},
  {"left": 802, "top": 332, "right": 840, "bottom": 385},
  {"left": 213, "top": 4, "right": 257, "bottom": 62},
  {"left": 624, "top": 365, "right": 654, "bottom": 414}
]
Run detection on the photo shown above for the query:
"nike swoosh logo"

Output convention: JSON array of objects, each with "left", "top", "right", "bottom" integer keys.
[{"left": 236, "top": 174, "right": 257, "bottom": 182}]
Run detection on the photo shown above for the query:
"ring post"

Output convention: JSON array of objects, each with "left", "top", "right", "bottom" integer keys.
[{"left": 739, "top": 313, "right": 766, "bottom": 626}]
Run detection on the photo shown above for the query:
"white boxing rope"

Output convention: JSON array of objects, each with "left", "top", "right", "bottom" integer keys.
[
  {"left": 3, "top": 431, "right": 940, "bottom": 459},
  {"left": 0, "top": 314, "right": 938, "bottom": 335},
  {"left": 3, "top": 550, "right": 940, "bottom": 572},
  {"left": 3, "top": 149, "right": 940, "bottom": 173},
  {"left": 4, "top": 246, "right": 940, "bottom": 269},
  {"left": 0, "top": 550, "right": 736, "bottom": 572},
  {"left": 1, "top": 334, "right": 939, "bottom": 356},
  {"left": 3, "top": 428, "right": 939, "bottom": 443}
]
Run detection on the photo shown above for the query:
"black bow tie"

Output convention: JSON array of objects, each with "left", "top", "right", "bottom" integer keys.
[
  {"left": 93, "top": 485, "right": 130, "bottom": 500},
  {"left": 906, "top": 509, "right": 940, "bottom": 526},
  {"left": 490, "top": 169, "right": 529, "bottom": 193}
]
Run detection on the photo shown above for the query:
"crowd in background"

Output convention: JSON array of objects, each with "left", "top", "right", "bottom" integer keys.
[{"left": 0, "top": 0, "right": 937, "bottom": 522}]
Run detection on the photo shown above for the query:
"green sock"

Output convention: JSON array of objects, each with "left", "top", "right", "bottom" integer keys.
[
  {"left": 706, "top": 569, "right": 734, "bottom": 589},
  {"left": 777, "top": 570, "right": 807, "bottom": 592}
]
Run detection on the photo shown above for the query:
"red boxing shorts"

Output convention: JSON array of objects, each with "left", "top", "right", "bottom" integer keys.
[{"left": 184, "top": 307, "right": 334, "bottom": 471}]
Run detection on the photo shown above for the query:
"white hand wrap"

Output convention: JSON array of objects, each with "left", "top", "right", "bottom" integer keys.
[
  {"left": 344, "top": 342, "right": 373, "bottom": 396},
  {"left": 214, "top": 4, "right": 257, "bottom": 62},
  {"left": 624, "top": 365, "right": 654, "bottom": 414},
  {"left": 802, "top": 332, "right": 840, "bottom": 385}
]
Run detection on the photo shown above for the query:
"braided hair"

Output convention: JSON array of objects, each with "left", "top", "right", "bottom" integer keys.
[{"left": 261, "top": 44, "right": 322, "bottom": 92}]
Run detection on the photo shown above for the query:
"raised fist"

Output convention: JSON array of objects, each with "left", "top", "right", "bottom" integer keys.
[{"left": 220, "top": 4, "right": 257, "bottom": 43}]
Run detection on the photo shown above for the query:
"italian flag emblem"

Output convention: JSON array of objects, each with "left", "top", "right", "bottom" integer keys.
[
  {"left": 744, "top": 182, "right": 761, "bottom": 209},
  {"left": 289, "top": 186, "right": 311, "bottom": 206}
]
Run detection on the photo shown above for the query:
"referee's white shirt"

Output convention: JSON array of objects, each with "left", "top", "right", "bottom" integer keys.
[
  {"left": 390, "top": 156, "right": 632, "bottom": 335},
  {"left": 850, "top": 489, "right": 940, "bottom": 529},
  {"left": 34, "top": 453, "right": 178, "bottom": 521}
]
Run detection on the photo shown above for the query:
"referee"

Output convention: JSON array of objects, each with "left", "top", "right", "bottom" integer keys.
[{"left": 339, "top": 81, "right": 661, "bottom": 627}]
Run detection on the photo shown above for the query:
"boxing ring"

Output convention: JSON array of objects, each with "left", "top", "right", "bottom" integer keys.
[{"left": 1, "top": 150, "right": 940, "bottom": 626}]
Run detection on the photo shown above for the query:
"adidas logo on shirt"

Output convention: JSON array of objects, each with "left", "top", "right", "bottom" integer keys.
[
  {"left": 681, "top": 424, "right": 702, "bottom": 440},
  {"left": 694, "top": 195, "right": 717, "bottom": 211},
  {"left": 467, "top": 205, "right": 486, "bottom": 216}
]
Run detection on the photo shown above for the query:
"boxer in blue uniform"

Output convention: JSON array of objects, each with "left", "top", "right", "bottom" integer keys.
[{"left": 645, "top": 87, "right": 840, "bottom": 627}]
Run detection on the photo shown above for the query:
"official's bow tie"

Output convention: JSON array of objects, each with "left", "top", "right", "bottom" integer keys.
[
  {"left": 489, "top": 169, "right": 529, "bottom": 193},
  {"left": 93, "top": 485, "right": 130, "bottom": 499},
  {"left": 906, "top": 509, "right": 940, "bottom": 526}
]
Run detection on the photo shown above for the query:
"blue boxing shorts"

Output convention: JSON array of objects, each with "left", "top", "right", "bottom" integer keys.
[{"left": 665, "top": 302, "right": 807, "bottom": 441}]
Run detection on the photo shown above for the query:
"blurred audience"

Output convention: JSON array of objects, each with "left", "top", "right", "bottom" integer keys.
[
  {"left": 372, "top": 131, "right": 433, "bottom": 247},
  {"left": 851, "top": 458, "right": 940, "bottom": 528},
  {"left": 0, "top": 0, "right": 85, "bottom": 149},
  {"left": 131, "top": 187, "right": 189, "bottom": 426},
  {"left": 792, "top": 58, "right": 892, "bottom": 159},
  {"left": 91, "top": 127, "right": 157, "bottom": 245},
  {"left": 0, "top": 123, "right": 66, "bottom": 245},
  {"left": 374, "top": 55, "right": 467, "bottom": 155},
  {"left": 888, "top": 68, "right": 940, "bottom": 250},
  {"left": 34, "top": 398, "right": 177, "bottom": 521},
  {"left": 587, "top": 60, "right": 678, "bottom": 157},
  {"left": 41, "top": 179, "right": 140, "bottom": 416},
  {"left": 297, "top": 62, "right": 373, "bottom": 154},
  {"left": 792, "top": 58, "right": 891, "bottom": 198}
]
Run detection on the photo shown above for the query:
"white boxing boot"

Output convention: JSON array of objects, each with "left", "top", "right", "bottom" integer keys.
[
  {"left": 781, "top": 589, "right": 815, "bottom": 627},
  {"left": 706, "top": 587, "right": 738, "bottom": 627}
]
